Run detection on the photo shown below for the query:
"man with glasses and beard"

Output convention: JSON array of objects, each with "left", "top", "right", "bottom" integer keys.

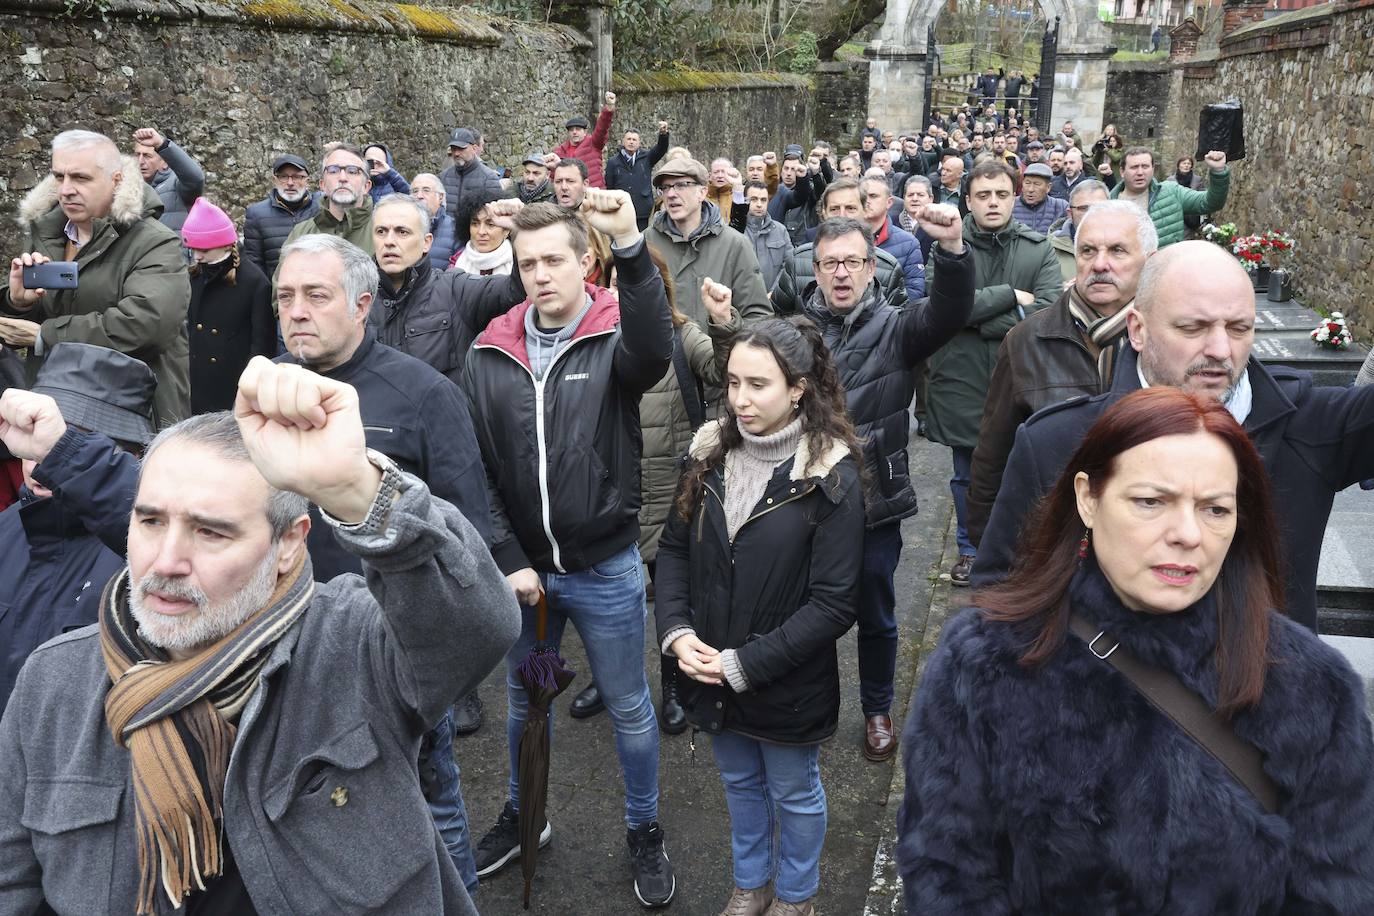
[
  {"left": 283, "top": 144, "right": 376, "bottom": 255},
  {"left": 243, "top": 154, "right": 321, "bottom": 277}
]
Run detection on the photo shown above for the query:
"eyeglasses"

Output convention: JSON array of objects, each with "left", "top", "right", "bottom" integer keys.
[
  {"left": 815, "top": 256, "right": 871, "bottom": 275},
  {"left": 659, "top": 180, "right": 699, "bottom": 194},
  {"left": 323, "top": 164, "right": 366, "bottom": 176}
]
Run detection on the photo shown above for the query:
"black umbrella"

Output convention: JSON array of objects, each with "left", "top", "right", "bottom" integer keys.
[{"left": 515, "top": 591, "right": 575, "bottom": 908}]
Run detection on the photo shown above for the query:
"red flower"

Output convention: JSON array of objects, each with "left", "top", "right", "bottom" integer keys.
[{"left": 1329, "top": 323, "right": 1341, "bottom": 333}]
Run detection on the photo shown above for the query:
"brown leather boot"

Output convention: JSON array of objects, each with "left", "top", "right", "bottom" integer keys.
[
  {"left": 765, "top": 897, "right": 816, "bottom": 916},
  {"left": 719, "top": 884, "right": 774, "bottom": 916}
]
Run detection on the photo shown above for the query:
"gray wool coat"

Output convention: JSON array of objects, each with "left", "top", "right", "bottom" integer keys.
[{"left": 0, "top": 473, "right": 521, "bottom": 915}]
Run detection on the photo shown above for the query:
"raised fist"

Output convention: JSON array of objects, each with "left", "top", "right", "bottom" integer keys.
[
  {"left": 132, "top": 127, "right": 165, "bottom": 149},
  {"left": 580, "top": 188, "right": 640, "bottom": 246},
  {"left": 700, "top": 277, "right": 734, "bottom": 325},
  {"left": 605, "top": 91, "right": 617, "bottom": 109},
  {"left": 486, "top": 197, "right": 525, "bottom": 231},
  {"left": 1203, "top": 150, "right": 1227, "bottom": 171},
  {"left": 658, "top": 120, "right": 670, "bottom": 134}
]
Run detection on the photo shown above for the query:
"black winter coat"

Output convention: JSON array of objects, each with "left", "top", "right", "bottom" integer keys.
[
  {"left": 0, "top": 429, "right": 130, "bottom": 712},
  {"left": 655, "top": 422, "right": 865, "bottom": 745},
  {"left": 462, "top": 242, "right": 673, "bottom": 575},
  {"left": 973, "top": 345, "right": 1374, "bottom": 630},
  {"left": 187, "top": 252, "right": 277, "bottom": 414},
  {"left": 440, "top": 159, "right": 504, "bottom": 220},
  {"left": 242, "top": 191, "right": 321, "bottom": 278},
  {"left": 604, "top": 134, "right": 670, "bottom": 222},
  {"left": 770, "top": 243, "right": 907, "bottom": 315},
  {"left": 368, "top": 257, "right": 526, "bottom": 383},
  {"left": 277, "top": 332, "right": 492, "bottom": 581},
  {"left": 801, "top": 244, "right": 974, "bottom": 527}
]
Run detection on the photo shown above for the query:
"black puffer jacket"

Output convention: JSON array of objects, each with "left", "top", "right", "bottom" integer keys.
[
  {"left": 440, "top": 159, "right": 504, "bottom": 220},
  {"left": 369, "top": 257, "right": 525, "bottom": 383},
  {"left": 242, "top": 191, "right": 321, "bottom": 278},
  {"left": 461, "top": 242, "right": 672, "bottom": 575},
  {"left": 770, "top": 243, "right": 907, "bottom": 315},
  {"left": 802, "top": 244, "right": 974, "bottom": 527},
  {"left": 655, "top": 421, "right": 865, "bottom": 745}
]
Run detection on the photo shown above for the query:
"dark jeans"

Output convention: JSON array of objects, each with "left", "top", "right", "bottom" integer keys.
[
  {"left": 950, "top": 445, "right": 977, "bottom": 557},
  {"left": 857, "top": 521, "right": 904, "bottom": 717},
  {"left": 420, "top": 710, "right": 479, "bottom": 894}
]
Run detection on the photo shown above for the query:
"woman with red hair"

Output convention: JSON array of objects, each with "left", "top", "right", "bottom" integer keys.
[{"left": 897, "top": 387, "right": 1374, "bottom": 913}]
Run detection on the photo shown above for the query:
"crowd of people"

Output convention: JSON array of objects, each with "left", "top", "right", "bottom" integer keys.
[{"left": 1, "top": 85, "right": 1373, "bottom": 916}]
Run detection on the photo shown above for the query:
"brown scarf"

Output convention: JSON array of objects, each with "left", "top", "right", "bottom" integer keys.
[
  {"left": 1066, "top": 285, "right": 1133, "bottom": 390},
  {"left": 100, "top": 553, "right": 314, "bottom": 914}
]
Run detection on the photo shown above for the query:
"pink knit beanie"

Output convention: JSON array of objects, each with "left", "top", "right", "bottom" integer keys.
[{"left": 181, "top": 198, "right": 238, "bottom": 250}]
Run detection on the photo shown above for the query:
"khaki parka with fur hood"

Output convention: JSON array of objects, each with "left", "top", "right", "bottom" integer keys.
[{"left": 3, "top": 156, "right": 191, "bottom": 426}]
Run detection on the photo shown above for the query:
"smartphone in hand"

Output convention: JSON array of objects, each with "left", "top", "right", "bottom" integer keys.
[{"left": 22, "top": 261, "right": 78, "bottom": 290}]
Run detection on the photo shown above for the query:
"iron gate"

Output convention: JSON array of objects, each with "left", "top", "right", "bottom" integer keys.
[{"left": 1036, "top": 17, "right": 1059, "bottom": 134}]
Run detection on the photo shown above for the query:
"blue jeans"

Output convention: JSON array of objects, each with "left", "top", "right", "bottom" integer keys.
[
  {"left": 950, "top": 446, "right": 977, "bottom": 557},
  {"left": 504, "top": 542, "right": 660, "bottom": 827},
  {"left": 420, "top": 710, "right": 479, "bottom": 894},
  {"left": 711, "top": 731, "right": 826, "bottom": 903},
  {"left": 857, "top": 522, "right": 903, "bottom": 717}
]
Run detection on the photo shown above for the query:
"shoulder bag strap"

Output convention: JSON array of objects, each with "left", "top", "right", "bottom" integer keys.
[
  {"left": 1068, "top": 612, "right": 1280, "bottom": 815},
  {"left": 671, "top": 327, "right": 706, "bottom": 429}
]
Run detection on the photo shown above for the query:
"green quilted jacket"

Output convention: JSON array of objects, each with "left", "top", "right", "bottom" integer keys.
[{"left": 1110, "top": 168, "right": 1230, "bottom": 247}]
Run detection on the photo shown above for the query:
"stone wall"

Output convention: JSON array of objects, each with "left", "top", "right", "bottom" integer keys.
[
  {"left": 611, "top": 70, "right": 816, "bottom": 168},
  {"left": 1103, "top": 62, "right": 1172, "bottom": 145},
  {"left": 0, "top": 0, "right": 592, "bottom": 249},
  {"left": 1160, "top": 0, "right": 1374, "bottom": 336},
  {"left": 814, "top": 59, "right": 871, "bottom": 154}
]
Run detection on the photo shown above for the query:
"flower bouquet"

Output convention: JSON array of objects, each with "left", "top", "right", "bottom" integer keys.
[
  {"left": 1311, "top": 312, "right": 1352, "bottom": 351},
  {"left": 1202, "top": 222, "right": 1238, "bottom": 248}
]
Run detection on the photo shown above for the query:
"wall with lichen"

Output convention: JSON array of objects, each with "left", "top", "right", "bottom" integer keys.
[
  {"left": 1156, "top": 0, "right": 1374, "bottom": 336},
  {"left": 611, "top": 70, "right": 816, "bottom": 168},
  {"left": 0, "top": 0, "right": 592, "bottom": 248}
]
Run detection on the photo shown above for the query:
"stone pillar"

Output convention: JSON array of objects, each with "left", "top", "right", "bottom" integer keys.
[
  {"left": 551, "top": 0, "right": 612, "bottom": 113},
  {"left": 1169, "top": 18, "right": 1202, "bottom": 61},
  {"left": 864, "top": 47, "right": 928, "bottom": 135},
  {"left": 815, "top": 59, "right": 872, "bottom": 150},
  {"left": 1051, "top": 50, "right": 1115, "bottom": 140},
  {"left": 1221, "top": 0, "right": 1269, "bottom": 38}
]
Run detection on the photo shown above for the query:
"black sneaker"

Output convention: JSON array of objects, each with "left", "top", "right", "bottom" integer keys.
[
  {"left": 473, "top": 800, "right": 550, "bottom": 878},
  {"left": 453, "top": 692, "right": 484, "bottom": 735},
  {"left": 627, "top": 821, "right": 676, "bottom": 907}
]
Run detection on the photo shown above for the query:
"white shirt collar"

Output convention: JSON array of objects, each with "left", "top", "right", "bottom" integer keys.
[{"left": 1137, "top": 363, "right": 1253, "bottom": 424}]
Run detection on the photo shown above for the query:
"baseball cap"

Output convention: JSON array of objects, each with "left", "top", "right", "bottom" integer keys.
[
  {"left": 783, "top": 143, "right": 805, "bottom": 160},
  {"left": 448, "top": 127, "right": 478, "bottom": 149},
  {"left": 523, "top": 150, "right": 548, "bottom": 166},
  {"left": 271, "top": 154, "right": 309, "bottom": 174}
]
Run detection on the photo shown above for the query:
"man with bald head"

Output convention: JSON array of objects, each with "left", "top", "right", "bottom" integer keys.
[
  {"left": 973, "top": 240, "right": 1374, "bottom": 630},
  {"left": 968, "top": 200, "right": 1155, "bottom": 545}
]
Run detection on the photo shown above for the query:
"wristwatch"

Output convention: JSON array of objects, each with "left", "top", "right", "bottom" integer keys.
[{"left": 321, "top": 449, "right": 405, "bottom": 536}]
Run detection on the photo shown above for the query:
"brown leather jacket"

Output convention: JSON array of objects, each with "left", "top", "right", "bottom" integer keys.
[{"left": 967, "top": 288, "right": 1115, "bottom": 546}]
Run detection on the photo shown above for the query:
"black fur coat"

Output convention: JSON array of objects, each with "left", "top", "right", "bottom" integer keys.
[{"left": 897, "top": 561, "right": 1374, "bottom": 914}]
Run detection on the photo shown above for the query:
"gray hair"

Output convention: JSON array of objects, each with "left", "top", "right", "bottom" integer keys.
[
  {"left": 411, "top": 172, "right": 445, "bottom": 201},
  {"left": 373, "top": 193, "right": 432, "bottom": 230},
  {"left": 1068, "top": 179, "right": 1110, "bottom": 204},
  {"left": 278, "top": 234, "right": 379, "bottom": 318},
  {"left": 859, "top": 175, "right": 892, "bottom": 201},
  {"left": 1078, "top": 199, "right": 1158, "bottom": 256},
  {"left": 904, "top": 174, "right": 934, "bottom": 194},
  {"left": 141, "top": 412, "right": 309, "bottom": 541},
  {"left": 51, "top": 129, "right": 122, "bottom": 175},
  {"left": 710, "top": 157, "right": 733, "bottom": 170},
  {"left": 746, "top": 155, "right": 765, "bottom": 167},
  {"left": 813, "top": 217, "right": 876, "bottom": 262}
]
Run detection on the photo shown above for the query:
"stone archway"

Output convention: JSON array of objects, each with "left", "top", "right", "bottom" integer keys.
[{"left": 865, "top": 0, "right": 1115, "bottom": 138}]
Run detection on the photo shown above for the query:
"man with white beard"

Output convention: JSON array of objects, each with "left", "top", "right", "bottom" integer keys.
[
  {"left": 0, "top": 361, "right": 519, "bottom": 915},
  {"left": 242, "top": 154, "right": 321, "bottom": 277}
]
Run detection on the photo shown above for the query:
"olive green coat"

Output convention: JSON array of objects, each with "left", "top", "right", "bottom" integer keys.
[
  {"left": 924, "top": 215, "right": 1062, "bottom": 450},
  {"left": 283, "top": 194, "right": 375, "bottom": 254},
  {"left": 637, "top": 313, "right": 738, "bottom": 563},
  {"left": 5, "top": 157, "right": 191, "bottom": 427}
]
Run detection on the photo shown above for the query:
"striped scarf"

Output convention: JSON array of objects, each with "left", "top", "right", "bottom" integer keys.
[
  {"left": 100, "top": 553, "right": 314, "bottom": 914},
  {"left": 1066, "top": 285, "right": 1134, "bottom": 390}
]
